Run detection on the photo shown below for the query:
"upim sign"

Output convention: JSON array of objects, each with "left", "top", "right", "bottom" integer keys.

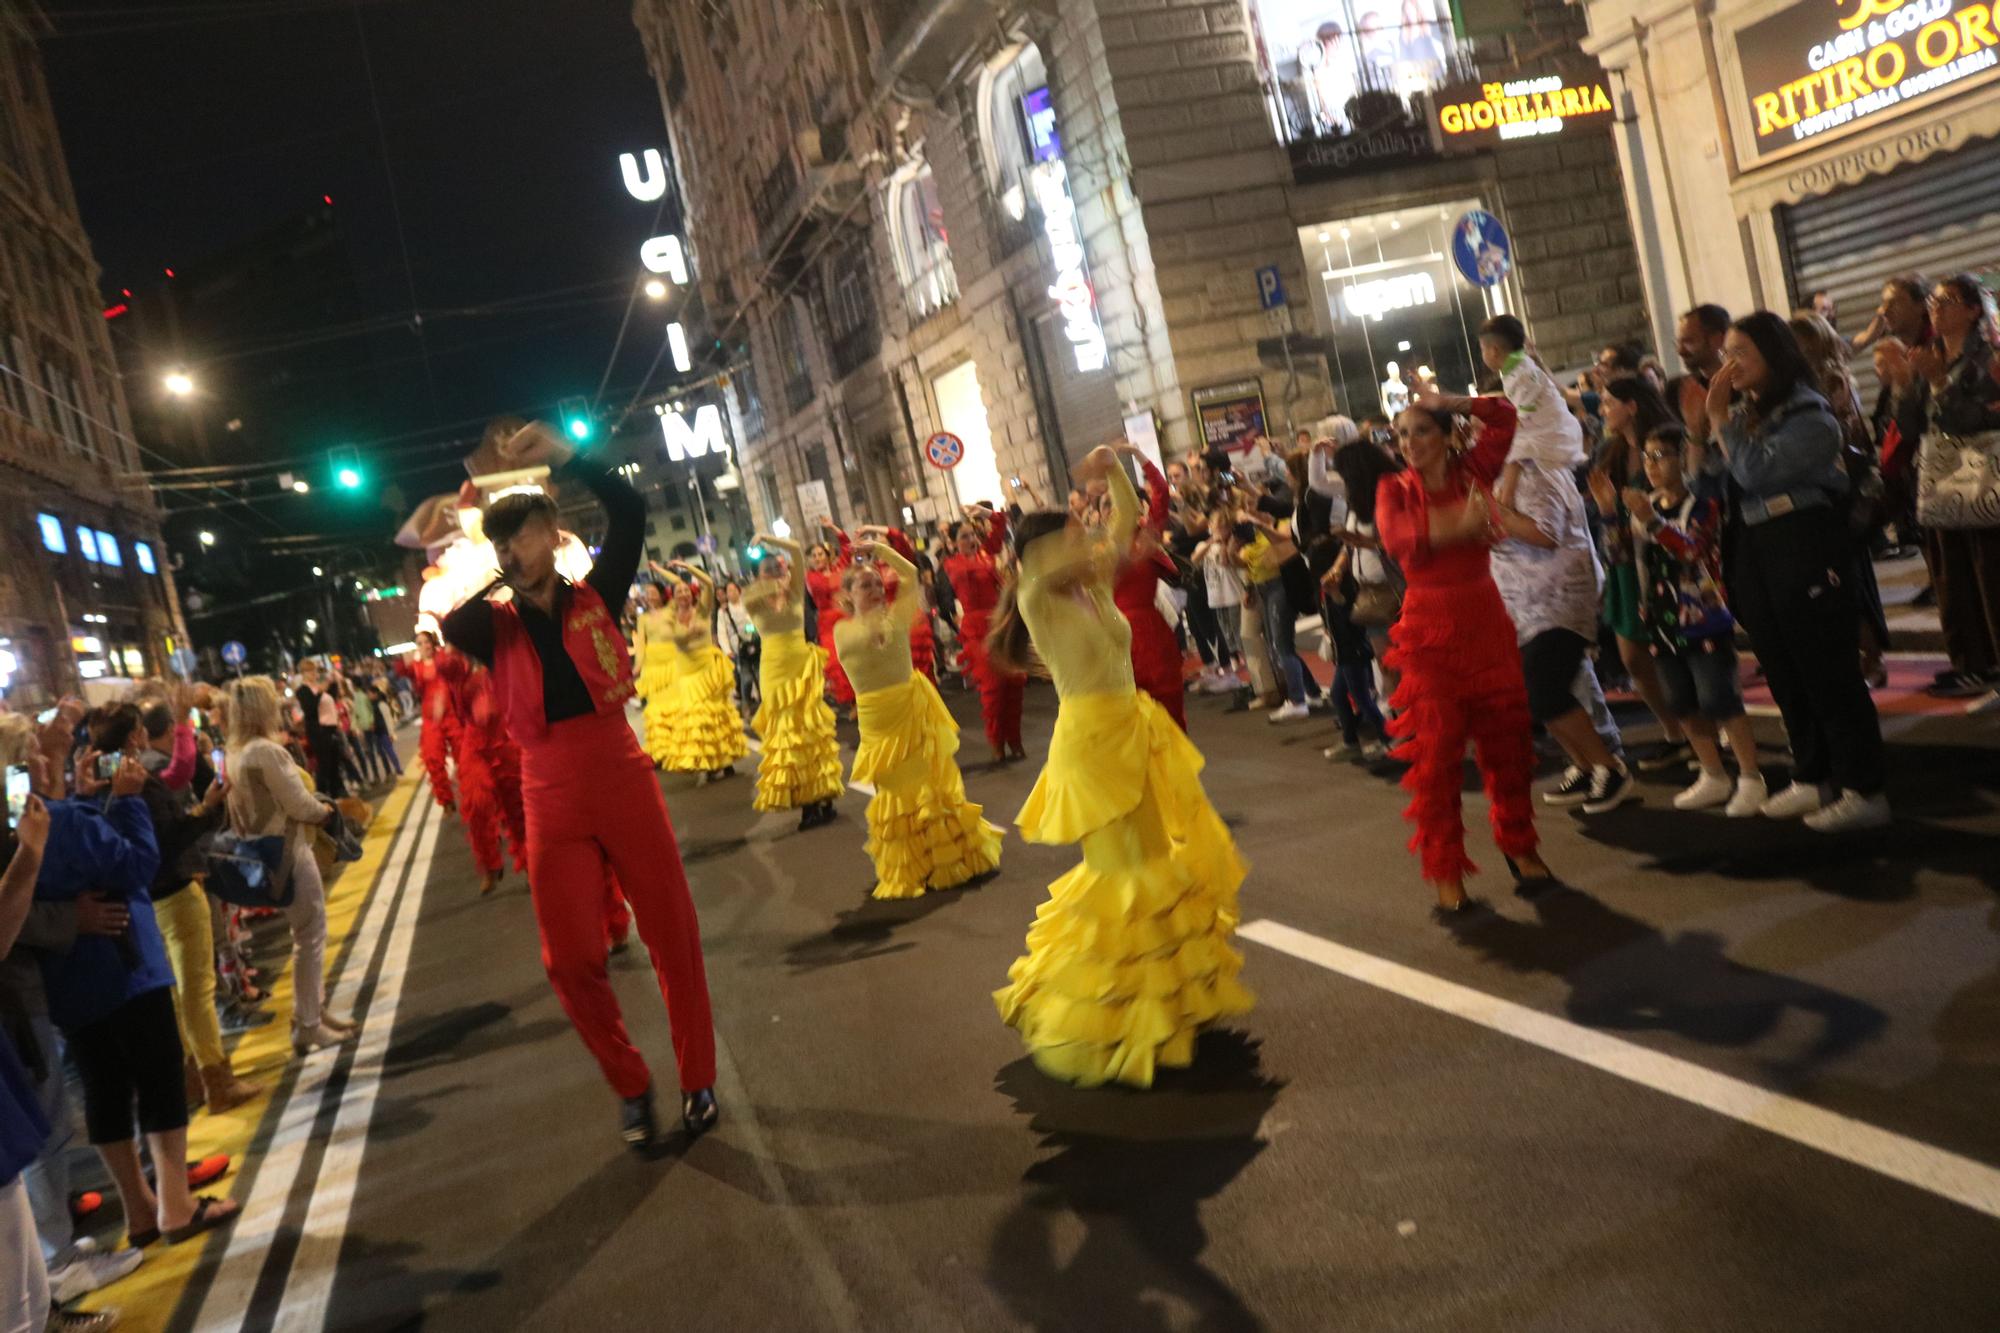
[
  {"left": 660, "top": 404, "right": 728, "bottom": 462},
  {"left": 620, "top": 150, "right": 692, "bottom": 370}
]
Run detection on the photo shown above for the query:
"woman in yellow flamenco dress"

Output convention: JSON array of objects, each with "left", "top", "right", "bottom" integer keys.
[
  {"left": 835, "top": 541, "right": 1003, "bottom": 900},
  {"left": 743, "top": 533, "right": 846, "bottom": 830},
  {"left": 633, "top": 579, "right": 681, "bottom": 766},
  {"left": 651, "top": 560, "right": 749, "bottom": 784},
  {"left": 990, "top": 446, "right": 1252, "bottom": 1088}
]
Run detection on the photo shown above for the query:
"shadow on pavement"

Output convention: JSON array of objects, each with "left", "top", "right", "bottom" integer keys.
[
  {"left": 986, "top": 1030, "right": 1281, "bottom": 1333},
  {"left": 782, "top": 875, "right": 996, "bottom": 972},
  {"left": 383, "top": 1001, "right": 574, "bottom": 1076},
  {"left": 1452, "top": 886, "right": 1888, "bottom": 1080}
]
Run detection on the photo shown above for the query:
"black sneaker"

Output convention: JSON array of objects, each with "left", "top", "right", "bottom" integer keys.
[
  {"left": 1634, "top": 742, "right": 1693, "bottom": 774},
  {"left": 620, "top": 1089, "right": 658, "bottom": 1152},
  {"left": 682, "top": 1087, "right": 719, "bottom": 1139},
  {"left": 1581, "top": 764, "right": 1641, "bottom": 814},
  {"left": 1542, "top": 766, "right": 1592, "bottom": 807},
  {"left": 1927, "top": 670, "right": 1992, "bottom": 699}
]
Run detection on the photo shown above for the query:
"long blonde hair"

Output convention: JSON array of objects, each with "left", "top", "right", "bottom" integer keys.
[
  {"left": 224, "top": 676, "right": 285, "bottom": 748},
  {"left": 985, "top": 511, "right": 1069, "bottom": 675}
]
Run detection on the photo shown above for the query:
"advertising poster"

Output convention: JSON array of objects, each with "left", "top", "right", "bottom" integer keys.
[
  {"left": 1191, "top": 380, "right": 1269, "bottom": 454},
  {"left": 1254, "top": 0, "right": 1455, "bottom": 136}
]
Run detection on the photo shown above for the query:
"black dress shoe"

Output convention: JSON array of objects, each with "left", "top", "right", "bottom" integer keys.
[
  {"left": 621, "top": 1089, "right": 658, "bottom": 1152},
  {"left": 1430, "top": 898, "right": 1489, "bottom": 926},
  {"left": 1503, "top": 855, "right": 1558, "bottom": 897},
  {"left": 682, "top": 1087, "right": 719, "bottom": 1139}
]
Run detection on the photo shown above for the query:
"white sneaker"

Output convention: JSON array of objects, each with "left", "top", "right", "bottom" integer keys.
[
  {"left": 50, "top": 1238, "right": 143, "bottom": 1302},
  {"left": 1804, "top": 789, "right": 1892, "bottom": 833},
  {"left": 1725, "top": 774, "right": 1767, "bottom": 818},
  {"left": 1268, "top": 701, "right": 1311, "bottom": 723},
  {"left": 1323, "top": 740, "right": 1355, "bottom": 760},
  {"left": 1673, "top": 769, "right": 1735, "bottom": 811},
  {"left": 1760, "top": 781, "right": 1826, "bottom": 819}
]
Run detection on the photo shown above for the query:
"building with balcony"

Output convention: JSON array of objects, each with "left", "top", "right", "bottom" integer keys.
[
  {"left": 0, "top": 1, "right": 188, "bottom": 704},
  {"left": 632, "top": 0, "right": 1647, "bottom": 541}
]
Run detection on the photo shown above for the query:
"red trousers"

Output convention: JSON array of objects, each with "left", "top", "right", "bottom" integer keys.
[
  {"left": 457, "top": 733, "right": 526, "bottom": 875},
  {"left": 519, "top": 710, "right": 715, "bottom": 1097},
  {"left": 958, "top": 610, "right": 1023, "bottom": 753},
  {"left": 419, "top": 711, "right": 458, "bottom": 807},
  {"left": 1389, "top": 677, "right": 1538, "bottom": 884},
  {"left": 1129, "top": 611, "right": 1187, "bottom": 731}
]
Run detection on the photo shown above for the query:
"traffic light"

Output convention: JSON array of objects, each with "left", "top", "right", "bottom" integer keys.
[
  {"left": 744, "top": 543, "right": 765, "bottom": 564},
  {"left": 558, "top": 396, "right": 594, "bottom": 443},
  {"left": 330, "top": 445, "right": 363, "bottom": 490}
]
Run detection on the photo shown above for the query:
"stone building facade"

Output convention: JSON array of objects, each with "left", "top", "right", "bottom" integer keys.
[
  {"left": 0, "top": 1, "right": 187, "bottom": 703},
  {"left": 631, "top": 0, "right": 1648, "bottom": 540}
]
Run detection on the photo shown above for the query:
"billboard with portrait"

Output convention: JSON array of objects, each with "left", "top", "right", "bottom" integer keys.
[{"left": 1252, "top": 0, "right": 1454, "bottom": 135}]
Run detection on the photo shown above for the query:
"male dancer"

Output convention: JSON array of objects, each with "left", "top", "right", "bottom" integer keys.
[
  {"left": 437, "top": 649, "right": 528, "bottom": 896},
  {"left": 442, "top": 419, "right": 716, "bottom": 1148}
]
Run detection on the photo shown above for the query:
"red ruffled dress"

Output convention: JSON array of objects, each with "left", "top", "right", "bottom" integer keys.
[
  {"left": 1111, "top": 456, "right": 1187, "bottom": 730},
  {"left": 806, "top": 546, "right": 856, "bottom": 709},
  {"left": 1374, "top": 397, "right": 1539, "bottom": 885},
  {"left": 941, "top": 514, "right": 1025, "bottom": 755}
]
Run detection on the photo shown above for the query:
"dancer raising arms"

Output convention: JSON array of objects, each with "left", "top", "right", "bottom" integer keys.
[
  {"left": 1106, "top": 443, "right": 1188, "bottom": 730},
  {"left": 837, "top": 542, "right": 1003, "bottom": 899},
  {"left": 650, "top": 560, "right": 749, "bottom": 784},
  {"left": 853, "top": 525, "right": 938, "bottom": 682},
  {"left": 990, "top": 447, "right": 1252, "bottom": 1088},
  {"left": 633, "top": 580, "right": 678, "bottom": 767},
  {"left": 805, "top": 521, "right": 856, "bottom": 714},
  {"left": 410, "top": 630, "right": 459, "bottom": 813},
  {"left": 1376, "top": 391, "right": 1553, "bottom": 915},
  {"left": 743, "top": 533, "right": 846, "bottom": 829},
  {"left": 940, "top": 505, "right": 1025, "bottom": 762},
  {"left": 442, "top": 420, "right": 716, "bottom": 1150}
]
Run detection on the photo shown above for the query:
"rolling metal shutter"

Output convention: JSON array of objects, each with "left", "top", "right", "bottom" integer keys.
[{"left": 1781, "top": 137, "right": 2000, "bottom": 399}]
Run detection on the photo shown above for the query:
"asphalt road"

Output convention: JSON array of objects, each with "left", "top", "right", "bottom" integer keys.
[{"left": 198, "top": 678, "right": 2000, "bottom": 1332}]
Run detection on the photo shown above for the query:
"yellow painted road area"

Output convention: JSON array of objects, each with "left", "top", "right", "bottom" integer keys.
[{"left": 79, "top": 767, "right": 423, "bottom": 1329}]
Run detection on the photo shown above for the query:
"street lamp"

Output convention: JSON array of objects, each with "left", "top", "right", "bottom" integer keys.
[
  {"left": 197, "top": 529, "right": 216, "bottom": 547},
  {"left": 291, "top": 479, "right": 310, "bottom": 494},
  {"left": 163, "top": 370, "right": 195, "bottom": 397},
  {"left": 643, "top": 278, "right": 668, "bottom": 300},
  {"left": 311, "top": 565, "right": 323, "bottom": 577},
  {"left": 305, "top": 618, "right": 318, "bottom": 633}
]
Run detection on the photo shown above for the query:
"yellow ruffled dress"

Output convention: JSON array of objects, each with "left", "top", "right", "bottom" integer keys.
[
  {"left": 635, "top": 609, "right": 681, "bottom": 766},
  {"left": 658, "top": 601, "right": 749, "bottom": 773},
  {"left": 745, "top": 541, "right": 845, "bottom": 810},
  {"left": 837, "top": 548, "right": 1002, "bottom": 899},
  {"left": 993, "top": 462, "right": 1251, "bottom": 1088}
]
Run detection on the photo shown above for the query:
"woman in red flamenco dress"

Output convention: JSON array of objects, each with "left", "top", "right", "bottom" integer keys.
[
  {"left": 1375, "top": 391, "right": 1554, "bottom": 916},
  {"left": 939, "top": 503, "right": 1024, "bottom": 760},
  {"left": 805, "top": 521, "right": 856, "bottom": 712},
  {"left": 1106, "top": 444, "right": 1189, "bottom": 730}
]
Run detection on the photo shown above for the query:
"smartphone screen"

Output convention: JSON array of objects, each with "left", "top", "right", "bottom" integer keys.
[
  {"left": 211, "top": 748, "right": 227, "bottom": 780},
  {"left": 4, "top": 766, "right": 28, "bottom": 830},
  {"left": 36, "top": 708, "right": 57, "bottom": 725},
  {"left": 96, "top": 753, "right": 121, "bottom": 781},
  {"left": 188, "top": 707, "right": 202, "bottom": 728}
]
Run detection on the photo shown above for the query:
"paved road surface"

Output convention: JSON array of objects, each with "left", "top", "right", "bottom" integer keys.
[{"left": 157, "top": 680, "right": 2000, "bottom": 1332}]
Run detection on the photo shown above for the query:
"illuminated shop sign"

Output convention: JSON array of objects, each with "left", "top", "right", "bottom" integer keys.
[
  {"left": 617, "top": 150, "right": 693, "bottom": 367},
  {"left": 1023, "top": 88, "right": 1109, "bottom": 374},
  {"left": 1735, "top": 0, "right": 2000, "bottom": 168},
  {"left": 660, "top": 403, "right": 729, "bottom": 462},
  {"left": 1339, "top": 271, "right": 1439, "bottom": 319},
  {"left": 1435, "top": 75, "right": 1614, "bottom": 142}
]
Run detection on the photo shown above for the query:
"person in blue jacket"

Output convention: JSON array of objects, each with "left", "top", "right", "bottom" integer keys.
[{"left": 31, "top": 730, "right": 238, "bottom": 1250}]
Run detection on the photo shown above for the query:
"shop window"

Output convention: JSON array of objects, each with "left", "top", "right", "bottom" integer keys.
[
  {"left": 885, "top": 158, "right": 958, "bottom": 320},
  {"left": 1251, "top": 0, "right": 1466, "bottom": 140},
  {"left": 975, "top": 44, "right": 1048, "bottom": 256},
  {"left": 1299, "top": 199, "right": 1519, "bottom": 418},
  {"left": 37, "top": 512, "right": 66, "bottom": 554},
  {"left": 134, "top": 540, "right": 156, "bottom": 574},
  {"left": 75, "top": 526, "right": 99, "bottom": 563}
]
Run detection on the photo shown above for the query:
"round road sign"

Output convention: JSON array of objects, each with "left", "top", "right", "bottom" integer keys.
[{"left": 924, "top": 431, "right": 965, "bottom": 470}]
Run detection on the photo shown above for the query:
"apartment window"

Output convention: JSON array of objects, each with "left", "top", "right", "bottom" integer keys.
[
  {"left": 134, "top": 541, "right": 156, "bottom": 575},
  {"left": 0, "top": 324, "right": 30, "bottom": 422},
  {"left": 1251, "top": 0, "right": 1465, "bottom": 141},
  {"left": 37, "top": 513, "right": 66, "bottom": 554},
  {"left": 732, "top": 360, "right": 766, "bottom": 440},
  {"left": 823, "top": 234, "right": 880, "bottom": 378},
  {"left": 97, "top": 531, "right": 122, "bottom": 567},
  {"left": 779, "top": 301, "right": 813, "bottom": 413},
  {"left": 976, "top": 44, "right": 1049, "bottom": 256},
  {"left": 76, "top": 526, "right": 99, "bottom": 563},
  {"left": 886, "top": 159, "right": 958, "bottom": 320},
  {"left": 758, "top": 467, "right": 783, "bottom": 525}
]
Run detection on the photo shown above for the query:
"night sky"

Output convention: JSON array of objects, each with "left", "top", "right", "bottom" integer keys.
[{"left": 41, "top": 0, "right": 677, "bottom": 555}]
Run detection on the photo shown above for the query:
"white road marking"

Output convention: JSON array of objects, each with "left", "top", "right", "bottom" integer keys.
[
  {"left": 191, "top": 788, "right": 438, "bottom": 1331},
  {"left": 271, "top": 789, "right": 445, "bottom": 1331},
  {"left": 1238, "top": 917, "right": 2000, "bottom": 1222}
]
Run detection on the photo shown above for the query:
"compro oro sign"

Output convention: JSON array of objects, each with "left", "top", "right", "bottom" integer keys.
[
  {"left": 1735, "top": 0, "right": 2000, "bottom": 168},
  {"left": 1435, "top": 76, "right": 1613, "bottom": 144}
]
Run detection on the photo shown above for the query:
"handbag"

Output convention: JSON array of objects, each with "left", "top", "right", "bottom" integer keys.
[
  {"left": 203, "top": 832, "right": 296, "bottom": 909},
  {"left": 1914, "top": 429, "right": 2000, "bottom": 530},
  {"left": 1350, "top": 580, "right": 1402, "bottom": 627}
]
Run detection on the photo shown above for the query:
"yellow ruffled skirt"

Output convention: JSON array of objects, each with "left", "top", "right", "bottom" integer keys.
[
  {"left": 994, "top": 689, "right": 1252, "bottom": 1088},
  {"left": 639, "top": 640, "right": 680, "bottom": 765},
  {"left": 852, "top": 673, "right": 1002, "bottom": 900},
  {"left": 658, "top": 645, "right": 749, "bottom": 773},
  {"left": 753, "top": 628, "right": 844, "bottom": 810}
]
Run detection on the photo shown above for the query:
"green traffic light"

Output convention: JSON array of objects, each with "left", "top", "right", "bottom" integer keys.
[
  {"left": 566, "top": 418, "right": 592, "bottom": 442},
  {"left": 337, "top": 466, "right": 362, "bottom": 489}
]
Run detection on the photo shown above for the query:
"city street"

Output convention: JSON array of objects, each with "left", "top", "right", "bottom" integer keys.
[{"left": 133, "top": 684, "right": 1999, "bottom": 1333}]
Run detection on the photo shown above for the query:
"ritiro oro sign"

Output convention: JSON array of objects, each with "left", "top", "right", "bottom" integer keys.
[{"left": 1735, "top": 0, "right": 2000, "bottom": 168}]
